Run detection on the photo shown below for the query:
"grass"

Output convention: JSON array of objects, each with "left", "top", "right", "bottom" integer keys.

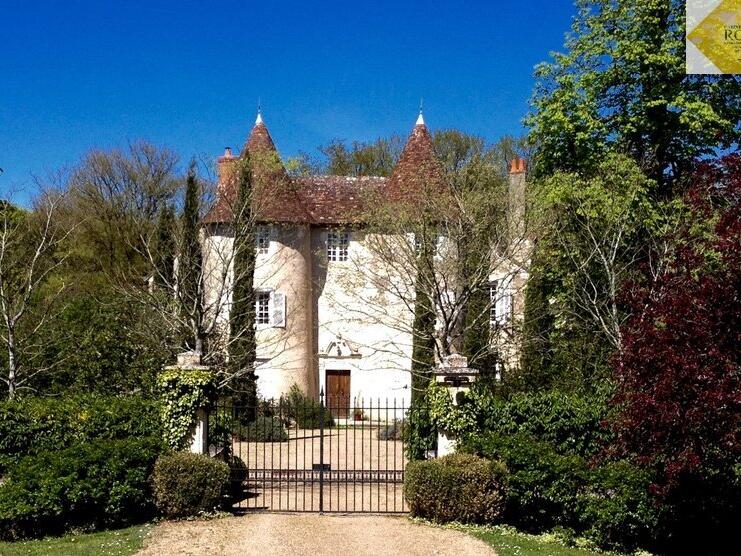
[
  {"left": 415, "top": 521, "right": 642, "bottom": 556},
  {"left": 0, "top": 524, "right": 152, "bottom": 556}
]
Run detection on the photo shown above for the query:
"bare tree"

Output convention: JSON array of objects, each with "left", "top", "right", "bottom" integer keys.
[{"left": 0, "top": 192, "right": 74, "bottom": 398}]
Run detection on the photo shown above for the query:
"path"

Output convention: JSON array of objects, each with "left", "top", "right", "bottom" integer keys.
[{"left": 138, "top": 513, "right": 495, "bottom": 556}]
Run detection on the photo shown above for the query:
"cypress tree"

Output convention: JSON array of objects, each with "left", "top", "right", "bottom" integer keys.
[
  {"left": 178, "top": 160, "right": 204, "bottom": 353},
  {"left": 229, "top": 158, "right": 258, "bottom": 409},
  {"left": 410, "top": 223, "right": 437, "bottom": 399},
  {"left": 153, "top": 205, "right": 175, "bottom": 288}
]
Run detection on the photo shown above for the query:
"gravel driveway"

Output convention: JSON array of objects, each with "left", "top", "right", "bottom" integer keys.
[{"left": 137, "top": 513, "right": 494, "bottom": 556}]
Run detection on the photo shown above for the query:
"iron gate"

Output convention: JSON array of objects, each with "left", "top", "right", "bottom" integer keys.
[{"left": 209, "top": 390, "right": 408, "bottom": 513}]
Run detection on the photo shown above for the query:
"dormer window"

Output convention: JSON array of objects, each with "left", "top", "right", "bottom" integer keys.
[
  {"left": 256, "top": 226, "right": 270, "bottom": 254},
  {"left": 327, "top": 230, "right": 349, "bottom": 262}
]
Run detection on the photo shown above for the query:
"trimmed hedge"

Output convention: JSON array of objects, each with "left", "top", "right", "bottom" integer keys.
[
  {"left": 404, "top": 453, "right": 507, "bottom": 523},
  {"left": 152, "top": 452, "right": 230, "bottom": 517},
  {"left": 460, "top": 431, "right": 660, "bottom": 551},
  {"left": 469, "top": 390, "right": 612, "bottom": 458},
  {"left": 0, "top": 395, "right": 162, "bottom": 474},
  {"left": 0, "top": 437, "right": 163, "bottom": 541}
]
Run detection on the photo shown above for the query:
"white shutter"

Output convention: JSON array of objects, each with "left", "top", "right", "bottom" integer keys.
[
  {"left": 271, "top": 292, "right": 286, "bottom": 328},
  {"left": 495, "top": 279, "right": 512, "bottom": 325}
]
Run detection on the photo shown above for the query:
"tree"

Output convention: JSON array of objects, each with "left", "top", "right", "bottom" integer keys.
[
  {"left": 526, "top": 0, "right": 740, "bottom": 193},
  {"left": 178, "top": 160, "right": 205, "bottom": 354},
  {"left": 153, "top": 205, "right": 176, "bottom": 288},
  {"left": 0, "top": 195, "right": 72, "bottom": 398},
  {"left": 228, "top": 158, "right": 258, "bottom": 406},
  {"left": 611, "top": 154, "right": 740, "bottom": 551}
]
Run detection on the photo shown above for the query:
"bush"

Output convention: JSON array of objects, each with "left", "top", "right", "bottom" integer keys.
[
  {"left": 0, "top": 395, "right": 162, "bottom": 474},
  {"left": 378, "top": 419, "right": 403, "bottom": 440},
  {"left": 0, "top": 437, "right": 163, "bottom": 540},
  {"left": 240, "top": 416, "right": 288, "bottom": 442},
  {"left": 404, "top": 453, "right": 507, "bottom": 523},
  {"left": 152, "top": 452, "right": 230, "bottom": 518},
  {"left": 472, "top": 390, "right": 612, "bottom": 458},
  {"left": 281, "top": 385, "right": 334, "bottom": 429},
  {"left": 579, "top": 460, "right": 660, "bottom": 552},
  {"left": 461, "top": 432, "right": 588, "bottom": 531}
]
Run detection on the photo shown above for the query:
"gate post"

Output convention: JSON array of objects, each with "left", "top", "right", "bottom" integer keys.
[
  {"left": 319, "top": 387, "right": 325, "bottom": 513},
  {"left": 432, "top": 354, "right": 479, "bottom": 457}
]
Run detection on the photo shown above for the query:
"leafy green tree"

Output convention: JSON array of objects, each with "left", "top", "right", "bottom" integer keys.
[
  {"left": 526, "top": 0, "right": 740, "bottom": 193},
  {"left": 178, "top": 161, "right": 204, "bottom": 354},
  {"left": 228, "top": 159, "right": 258, "bottom": 408},
  {"left": 153, "top": 205, "right": 176, "bottom": 288}
]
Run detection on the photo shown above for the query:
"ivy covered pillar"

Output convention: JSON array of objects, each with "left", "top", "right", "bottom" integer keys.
[
  {"left": 158, "top": 351, "right": 216, "bottom": 454},
  {"left": 431, "top": 354, "right": 479, "bottom": 457}
]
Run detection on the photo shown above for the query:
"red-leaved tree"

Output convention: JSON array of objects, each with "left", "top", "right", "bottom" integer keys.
[{"left": 611, "top": 154, "right": 740, "bottom": 547}]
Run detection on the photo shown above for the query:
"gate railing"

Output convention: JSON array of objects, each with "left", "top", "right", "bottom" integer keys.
[{"left": 208, "top": 390, "right": 408, "bottom": 513}]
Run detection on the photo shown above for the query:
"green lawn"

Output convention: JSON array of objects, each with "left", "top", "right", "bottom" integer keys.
[{"left": 0, "top": 524, "right": 151, "bottom": 556}]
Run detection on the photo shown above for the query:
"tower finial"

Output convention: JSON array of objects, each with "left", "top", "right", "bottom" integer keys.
[
  {"left": 415, "top": 98, "right": 425, "bottom": 126},
  {"left": 255, "top": 98, "right": 263, "bottom": 125}
]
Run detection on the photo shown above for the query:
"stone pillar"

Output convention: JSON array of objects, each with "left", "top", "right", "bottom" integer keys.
[
  {"left": 432, "top": 353, "right": 479, "bottom": 457},
  {"left": 163, "top": 351, "right": 212, "bottom": 455}
]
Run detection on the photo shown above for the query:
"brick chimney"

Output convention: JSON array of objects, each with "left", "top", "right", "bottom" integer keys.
[
  {"left": 217, "top": 146, "right": 237, "bottom": 195},
  {"left": 508, "top": 157, "right": 527, "bottom": 237}
]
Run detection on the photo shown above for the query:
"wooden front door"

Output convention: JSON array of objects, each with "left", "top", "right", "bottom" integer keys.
[{"left": 326, "top": 370, "right": 350, "bottom": 418}]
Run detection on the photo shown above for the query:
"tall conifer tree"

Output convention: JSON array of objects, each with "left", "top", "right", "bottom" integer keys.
[{"left": 178, "top": 160, "right": 204, "bottom": 353}]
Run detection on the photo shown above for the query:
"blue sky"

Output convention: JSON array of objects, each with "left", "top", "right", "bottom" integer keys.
[{"left": 0, "top": 1, "right": 576, "bottom": 204}]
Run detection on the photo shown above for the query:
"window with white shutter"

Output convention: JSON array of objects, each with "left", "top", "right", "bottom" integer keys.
[
  {"left": 490, "top": 279, "right": 513, "bottom": 327},
  {"left": 272, "top": 292, "right": 286, "bottom": 328},
  {"left": 255, "top": 291, "right": 270, "bottom": 325}
]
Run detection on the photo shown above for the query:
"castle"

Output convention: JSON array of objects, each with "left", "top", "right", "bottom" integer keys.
[{"left": 202, "top": 112, "right": 528, "bottom": 413}]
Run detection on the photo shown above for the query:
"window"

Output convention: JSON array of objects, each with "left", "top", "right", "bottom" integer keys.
[
  {"left": 256, "top": 291, "right": 271, "bottom": 325},
  {"left": 327, "top": 230, "right": 349, "bottom": 262},
  {"left": 490, "top": 279, "right": 512, "bottom": 326},
  {"left": 254, "top": 290, "right": 286, "bottom": 328},
  {"left": 256, "top": 226, "right": 270, "bottom": 254}
]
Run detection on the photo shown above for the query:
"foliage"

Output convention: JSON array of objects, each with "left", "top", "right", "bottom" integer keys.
[
  {"left": 281, "top": 385, "right": 333, "bottom": 429},
  {"left": 404, "top": 399, "right": 436, "bottom": 460},
  {"left": 579, "top": 461, "right": 659, "bottom": 551},
  {"left": 228, "top": 158, "right": 258, "bottom": 408},
  {"left": 33, "top": 284, "right": 171, "bottom": 395},
  {"left": 240, "top": 415, "right": 288, "bottom": 442},
  {"left": 153, "top": 205, "right": 176, "bottom": 288},
  {"left": 0, "top": 394, "right": 162, "bottom": 474},
  {"left": 151, "top": 452, "right": 229, "bottom": 518},
  {"left": 405, "top": 453, "right": 508, "bottom": 524},
  {"left": 178, "top": 160, "right": 204, "bottom": 353},
  {"left": 526, "top": 0, "right": 741, "bottom": 192},
  {"left": 462, "top": 432, "right": 589, "bottom": 531},
  {"left": 0, "top": 437, "right": 162, "bottom": 540},
  {"left": 611, "top": 154, "right": 740, "bottom": 553},
  {"left": 0, "top": 524, "right": 151, "bottom": 556},
  {"left": 157, "top": 368, "right": 215, "bottom": 450},
  {"left": 378, "top": 419, "right": 403, "bottom": 440}
]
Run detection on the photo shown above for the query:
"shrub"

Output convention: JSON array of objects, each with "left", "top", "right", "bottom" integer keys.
[
  {"left": 461, "top": 432, "right": 588, "bottom": 531},
  {"left": 465, "top": 389, "right": 612, "bottom": 458},
  {"left": 404, "top": 453, "right": 507, "bottom": 523},
  {"left": 0, "top": 437, "right": 163, "bottom": 540},
  {"left": 151, "top": 452, "right": 230, "bottom": 518},
  {"left": 281, "top": 385, "right": 333, "bottom": 429},
  {"left": 378, "top": 419, "right": 403, "bottom": 440},
  {"left": 579, "top": 460, "right": 660, "bottom": 552},
  {"left": 240, "top": 416, "right": 288, "bottom": 442},
  {"left": 0, "top": 395, "right": 162, "bottom": 474}
]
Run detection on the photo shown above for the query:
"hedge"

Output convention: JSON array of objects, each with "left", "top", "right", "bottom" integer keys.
[
  {"left": 0, "top": 437, "right": 163, "bottom": 540},
  {"left": 404, "top": 453, "right": 507, "bottom": 523},
  {"left": 0, "top": 395, "right": 162, "bottom": 474},
  {"left": 152, "top": 452, "right": 230, "bottom": 517}
]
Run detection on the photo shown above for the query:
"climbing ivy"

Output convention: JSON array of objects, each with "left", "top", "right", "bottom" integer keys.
[{"left": 157, "top": 368, "right": 215, "bottom": 450}]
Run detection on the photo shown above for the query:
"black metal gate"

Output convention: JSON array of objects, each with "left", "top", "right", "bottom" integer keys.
[{"left": 209, "top": 390, "right": 408, "bottom": 513}]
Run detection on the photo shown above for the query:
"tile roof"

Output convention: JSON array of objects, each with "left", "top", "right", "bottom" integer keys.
[{"left": 204, "top": 115, "right": 447, "bottom": 226}]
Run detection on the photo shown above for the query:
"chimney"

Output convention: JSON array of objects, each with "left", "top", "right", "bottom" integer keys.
[
  {"left": 508, "top": 157, "right": 527, "bottom": 237},
  {"left": 217, "top": 146, "right": 237, "bottom": 195}
]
